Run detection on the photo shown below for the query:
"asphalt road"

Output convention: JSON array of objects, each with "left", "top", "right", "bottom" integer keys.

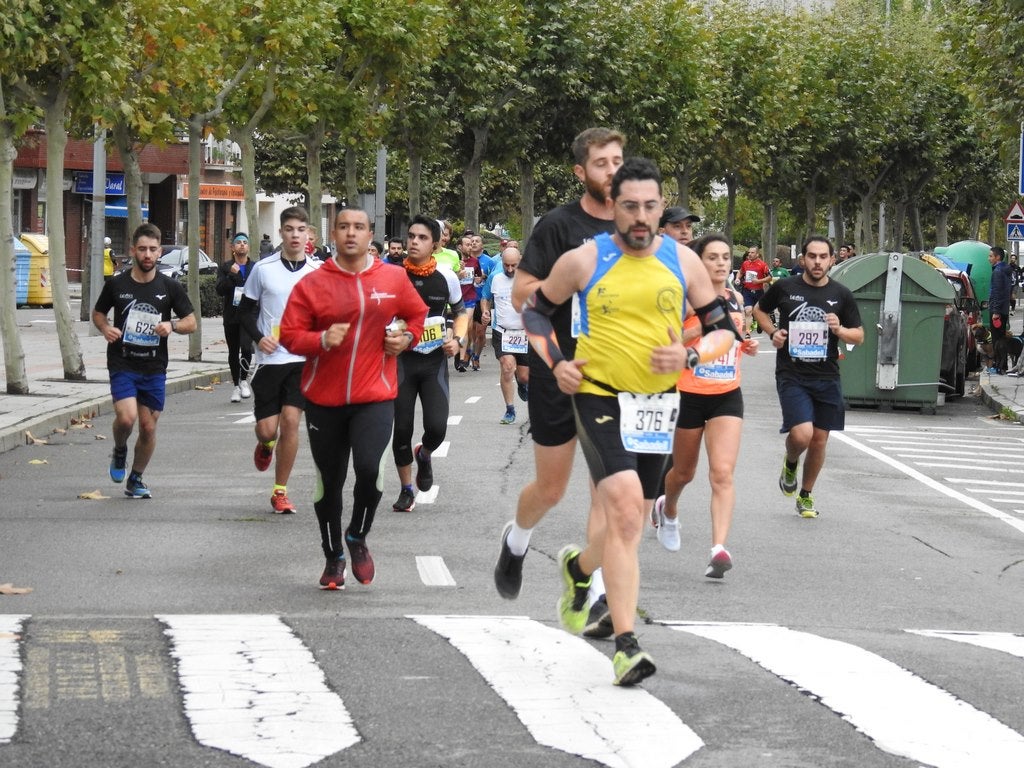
[{"left": 2, "top": 345, "right": 1023, "bottom": 768}]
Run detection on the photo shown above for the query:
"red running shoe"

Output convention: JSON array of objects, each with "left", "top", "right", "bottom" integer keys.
[
  {"left": 254, "top": 441, "right": 274, "bottom": 472},
  {"left": 271, "top": 489, "right": 296, "bottom": 514},
  {"left": 320, "top": 556, "right": 346, "bottom": 590},
  {"left": 346, "top": 535, "right": 375, "bottom": 584}
]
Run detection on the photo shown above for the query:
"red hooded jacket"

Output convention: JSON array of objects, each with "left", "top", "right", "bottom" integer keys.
[{"left": 280, "top": 257, "right": 427, "bottom": 406}]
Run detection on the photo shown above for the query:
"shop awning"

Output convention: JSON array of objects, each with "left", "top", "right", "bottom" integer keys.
[{"left": 104, "top": 197, "right": 149, "bottom": 220}]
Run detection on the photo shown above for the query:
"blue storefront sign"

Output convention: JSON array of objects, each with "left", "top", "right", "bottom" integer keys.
[{"left": 73, "top": 172, "right": 126, "bottom": 196}]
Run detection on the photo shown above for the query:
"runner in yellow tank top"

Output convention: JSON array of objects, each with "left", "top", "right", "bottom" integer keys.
[{"left": 520, "top": 157, "right": 742, "bottom": 687}]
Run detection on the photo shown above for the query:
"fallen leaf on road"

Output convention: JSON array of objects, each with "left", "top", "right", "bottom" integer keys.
[
  {"left": 24, "top": 431, "right": 48, "bottom": 445},
  {"left": 194, "top": 385, "right": 214, "bottom": 392},
  {"left": 0, "top": 584, "right": 33, "bottom": 596},
  {"left": 28, "top": 459, "right": 48, "bottom": 465},
  {"left": 78, "top": 489, "right": 110, "bottom": 500},
  {"left": 69, "top": 422, "right": 93, "bottom": 430},
  {"left": 70, "top": 415, "right": 93, "bottom": 426},
  {"left": 95, "top": 434, "right": 107, "bottom": 440},
  {"left": 211, "top": 375, "right": 222, "bottom": 385},
  {"left": 52, "top": 428, "right": 67, "bottom": 435}
]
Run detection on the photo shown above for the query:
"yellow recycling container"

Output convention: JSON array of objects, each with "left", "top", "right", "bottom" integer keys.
[{"left": 19, "top": 233, "right": 52, "bottom": 307}]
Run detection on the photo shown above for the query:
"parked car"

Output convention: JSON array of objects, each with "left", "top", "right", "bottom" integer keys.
[
  {"left": 937, "top": 268, "right": 982, "bottom": 397},
  {"left": 159, "top": 246, "right": 218, "bottom": 277}
]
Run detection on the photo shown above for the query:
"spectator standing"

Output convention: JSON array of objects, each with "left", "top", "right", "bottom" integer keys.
[
  {"left": 215, "top": 232, "right": 256, "bottom": 403},
  {"left": 259, "top": 234, "right": 273, "bottom": 258},
  {"left": 987, "top": 246, "right": 1012, "bottom": 374}
]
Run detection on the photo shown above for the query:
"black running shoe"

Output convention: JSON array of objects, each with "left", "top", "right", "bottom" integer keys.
[
  {"left": 582, "top": 594, "right": 614, "bottom": 639},
  {"left": 392, "top": 488, "right": 416, "bottom": 512},
  {"left": 494, "top": 521, "right": 526, "bottom": 599},
  {"left": 414, "top": 443, "right": 433, "bottom": 491}
]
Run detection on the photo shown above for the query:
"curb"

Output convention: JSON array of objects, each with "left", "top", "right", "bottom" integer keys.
[
  {"left": 0, "top": 368, "right": 230, "bottom": 455},
  {"left": 977, "top": 379, "right": 1024, "bottom": 425}
]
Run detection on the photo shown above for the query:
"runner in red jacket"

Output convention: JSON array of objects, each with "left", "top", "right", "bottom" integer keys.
[{"left": 279, "top": 207, "right": 428, "bottom": 591}]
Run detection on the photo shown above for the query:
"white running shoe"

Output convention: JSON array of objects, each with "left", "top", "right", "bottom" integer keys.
[
  {"left": 651, "top": 496, "right": 681, "bottom": 552},
  {"left": 230, "top": 386, "right": 242, "bottom": 403},
  {"left": 705, "top": 546, "right": 733, "bottom": 578},
  {"left": 239, "top": 380, "right": 252, "bottom": 398}
]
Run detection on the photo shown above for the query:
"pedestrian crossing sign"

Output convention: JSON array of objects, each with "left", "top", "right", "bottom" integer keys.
[{"left": 1007, "top": 223, "right": 1024, "bottom": 241}]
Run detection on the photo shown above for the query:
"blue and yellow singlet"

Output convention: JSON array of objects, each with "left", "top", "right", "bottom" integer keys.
[{"left": 576, "top": 233, "right": 687, "bottom": 396}]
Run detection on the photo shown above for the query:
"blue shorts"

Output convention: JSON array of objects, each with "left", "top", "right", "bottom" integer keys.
[
  {"left": 741, "top": 287, "right": 764, "bottom": 307},
  {"left": 110, "top": 370, "right": 166, "bottom": 411},
  {"left": 776, "top": 375, "right": 845, "bottom": 433}
]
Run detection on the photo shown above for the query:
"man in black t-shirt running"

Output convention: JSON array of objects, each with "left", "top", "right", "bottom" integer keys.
[
  {"left": 752, "top": 236, "right": 864, "bottom": 518},
  {"left": 492, "top": 127, "right": 624, "bottom": 629},
  {"left": 92, "top": 223, "right": 196, "bottom": 499}
]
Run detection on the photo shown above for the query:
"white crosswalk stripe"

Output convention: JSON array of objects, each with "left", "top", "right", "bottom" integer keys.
[
  {"left": 667, "top": 621, "right": 1024, "bottom": 768},
  {"left": 157, "top": 615, "right": 358, "bottom": 768},
  {"left": 411, "top": 614, "right": 701, "bottom": 768},
  {"left": 839, "top": 424, "right": 1024, "bottom": 530},
  {"left": 0, "top": 616, "right": 28, "bottom": 745},
  {"left": 3, "top": 614, "right": 1024, "bottom": 765}
]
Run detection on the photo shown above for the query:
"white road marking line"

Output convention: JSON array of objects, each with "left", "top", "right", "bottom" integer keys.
[
  {"left": 668, "top": 622, "right": 1024, "bottom": 768},
  {"left": 968, "top": 489, "right": 1024, "bottom": 496},
  {"left": 896, "top": 454, "right": 1022, "bottom": 466},
  {"left": 447, "top": 415, "right": 463, "bottom": 425},
  {"left": 233, "top": 414, "right": 256, "bottom": 424},
  {"left": 431, "top": 441, "right": 450, "bottom": 459},
  {"left": 416, "top": 556, "right": 456, "bottom": 586},
  {"left": 915, "top": 463, "right": 1024, "bottom": 473},
  {"left": 906, "top": 630, "right": 1024, "bottom": 660},
  {"left": 464, "top": 396, "right": 482, "bottom": 403},
  {"left": 950, "top": 478, "right": 1024, "bottom": 487},
  {"left": 411, "top": 615, "right": 701, "bottom": 768},
  {"left": 416, "top": 486, "right": 440, "bottom": 505},
  {"left": 157, "top": 615, "right": 358, "bottom": 768},
  {"left": 847, "top": 425, "right": 976, "bottom": 431},
  {"left": 832, "top": 432, "right": 1024, "bottom": 535},
  {"left": 0, "top": 615, "right": 28, "bottom": 745}
]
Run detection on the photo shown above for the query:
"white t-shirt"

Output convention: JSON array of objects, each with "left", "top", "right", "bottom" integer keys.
[
  {"left": 487, "top": 271, "right": 523, "bottom": 330},
  {"left": 243, "top": 253, "right": 319, "bottom": 365}
]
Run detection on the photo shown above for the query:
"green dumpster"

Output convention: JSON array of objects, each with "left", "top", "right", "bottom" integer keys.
[
  {"left": 19, "top": 233, "right": 52, "bottom": 307},
  {"left": 944, "top": 240, "right": 991, "bottom": 322},
  {"left": 832, "top": 252, "right": 953, "bottom": 412}
]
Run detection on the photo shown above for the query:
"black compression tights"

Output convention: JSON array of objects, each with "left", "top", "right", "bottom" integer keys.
[
  {"left": 305, "top": 400, "right": 393, "bottom": 558},
  {"left": 392, "top": 353, "right": 450, "bottom": 466}
]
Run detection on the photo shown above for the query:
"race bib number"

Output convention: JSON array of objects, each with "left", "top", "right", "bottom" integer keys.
[
  {"left": 788, "top": 320, "right": 828, "bottom": 361},
  {"left": 413, "top": 316, "right": 446, "bottom": 354},
  {"left": 694, "top": 341, "right": 738, "bottom": 381},
  {"left": 232, "top": 286, "right": 244, "bottom": 306},
  {"left": 123, "top": 308, "right": 161, "bottom": 347},
  {"left": 571, "top": 293, "right": 581, "bottom": 338},
  {"left": 616, "top": 392, "right": 678, "bottom": 454},
  {"left": 744, "top": 270, "right": 758, "bottom": 284},
  {"left": 500, "top": 328, "right": 528, "bottom": 354}
]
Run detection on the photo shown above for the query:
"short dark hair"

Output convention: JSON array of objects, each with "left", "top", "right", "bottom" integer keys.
[
  {"left": 610, "top": 156, "right": 662, "bottom": 200},
  {"left": 281, "top": 206, "right": 309, "bottom": 225},
  {"left": 370, "top": 240, "right": 383, "bottom": 254},
  {"left": 991, "top": 246, "right": 1006, "bottom": 260},
  {"left": 802, "top": 235, "right": 834, "bottom": 256},
  {"left": 132, "top": 222, "right": 161, "bottom": 245},
  {"left": 333, "top": 207, "right": 370, "bottom": 227},
  {"left": 572, "top": 127, "right": 626, "bottom": 166},
  {"left": 409, "top": 214, "right": 441, "bottom": 244},
  {"left": 690, "top": 232, "right": 732, "bottom": 257},
  {"left": 388, "top": 237, "right": 405, "bottom": 247}
]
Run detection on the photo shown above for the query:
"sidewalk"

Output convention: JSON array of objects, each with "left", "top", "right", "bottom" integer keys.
[{"left": 0, "top": 288, "right": 230, "bottom": 454}]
